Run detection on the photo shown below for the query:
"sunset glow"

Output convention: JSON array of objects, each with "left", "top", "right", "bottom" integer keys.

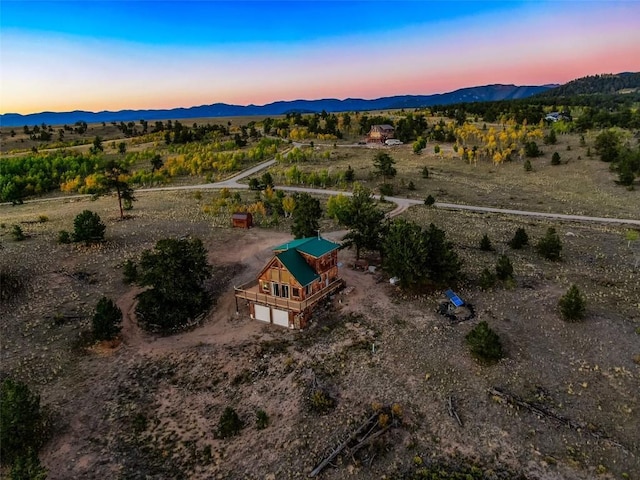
[{"left": 1, "top": 1, "right": 639, "bottom": 115}]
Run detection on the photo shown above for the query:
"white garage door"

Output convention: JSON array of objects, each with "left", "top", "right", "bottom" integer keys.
[
  {"left": 272, "top": 308, "right": 289, "bottom": 328},
  {"left": 254, "top": 304, "right": 270, "bottom": 323}
]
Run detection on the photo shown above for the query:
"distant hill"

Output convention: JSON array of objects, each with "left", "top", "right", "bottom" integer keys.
[
  {"left": 536, "top": 72, "right": 640, "bottom": 98},
  {"left": 0, "top": 84, "right": 552, "bottom": 127}
]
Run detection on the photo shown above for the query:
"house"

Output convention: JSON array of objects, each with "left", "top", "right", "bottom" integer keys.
[
  {"left": 234, "top": 236, "right": 344, "bottom": 329},
  {"left": 232, "top": 212, "right": 253, "bottom": 229},
  {"left": 367, "top": 124, "right": 395, "bottom": 143}
]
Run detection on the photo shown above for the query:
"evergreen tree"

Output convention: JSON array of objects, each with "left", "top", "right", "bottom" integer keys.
[
  {"left": 382, "top": 219, "right": 461, "bottom": 288},
  {"left": 495, "top": 255, "right": 514, "bottom": 280},
  {"left": 373, "top": 152, "right": 397, "bottom": 183},
  {"left": 72, "top": 210, "right": 106, "bottom": 244},
  {"left": 291, "top": 193, "right": 322, "bottom": 239},
  {"left": 8, "top": 449, "right": 47, "bottom": 480},
  {"left": 217, "top": 407, "right": 243, "bottom": 438},
  {"left": 509, "top": 227, "right": 529, "bottom": 249},
  {"left": 466, "top": 321, "right": 504, "bottom": 364},
  {"left": 479, "top": 234, "right": 493, "bottom": 251},
  {"left": 559, "top": 284, "right": 586, "bottom": 322},
  {"left": 551, "top": 152, "right": 561, "bottom": 165},
  {"left": 1, "top": 379, "right": 46, "bottom": 466},
  {"left": 341, "top": 185, "right": 385, "bottom": 260},
  {"left": 92, "top": 296, "right": 122, "bottom": 341},
  {"left": 536, "top": 227, "right": 562, "bottom": 260},
  {"left": 135, "top": 237, "right": 212, "bottom": 334}
]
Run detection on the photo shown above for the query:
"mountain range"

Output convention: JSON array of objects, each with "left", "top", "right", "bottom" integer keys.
[{"left": 0, "top": 84, "right": 554, "bottom": 127}]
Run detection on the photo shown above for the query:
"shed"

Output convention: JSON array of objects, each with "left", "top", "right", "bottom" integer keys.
[{"left": 232, "top": 212, "right": 253, "bottom": 229}]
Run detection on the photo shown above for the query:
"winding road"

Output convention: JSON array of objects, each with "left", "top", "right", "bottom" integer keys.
[
  {"left": 4, "top": 157, "right": 640, "bottom": 226},
  {"left": 136, "top": 158, "right": 640, "bottom": 226}
]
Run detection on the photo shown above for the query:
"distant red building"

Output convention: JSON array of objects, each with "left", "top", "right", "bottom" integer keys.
[{"left": 232, "top": 212, "right": 253, "bottom": 229}]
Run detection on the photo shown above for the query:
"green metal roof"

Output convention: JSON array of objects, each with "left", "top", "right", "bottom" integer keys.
[
  {"left": 272, "top": 237, "right": 340, "bottom": 258},
  {"left": 276, "top": 249, "right": 320, "bottom": 287}
]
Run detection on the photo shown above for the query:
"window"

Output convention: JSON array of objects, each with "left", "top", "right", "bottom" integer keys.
[
  {"left": 292, "top": 287, "right": 300, "bottom": 298},
  {"left": 261, "top": 281, "right": 270, "bottom": 292},
  {"left": 272, "top": 283, "right": 280, "bottom": 297},
  {"left": 282, "top": 285, "right": 289, "bottom": 298}
]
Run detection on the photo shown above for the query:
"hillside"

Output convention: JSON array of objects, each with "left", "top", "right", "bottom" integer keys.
[
  {"left": 0, "top": 84, "right": 551, "bottom": 127},
  {"left": 536, "top": 72, "right": 640, "bottom": 98}
]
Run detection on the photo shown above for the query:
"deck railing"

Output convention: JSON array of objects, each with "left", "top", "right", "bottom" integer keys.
[{"left": 234, "top": 278, "right": 344, "bottom": 312}]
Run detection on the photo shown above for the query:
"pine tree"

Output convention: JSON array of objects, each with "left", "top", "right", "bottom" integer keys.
[
  {"left": 479, "top": 234, "right": 493, "bottom": 251},
  {"left": 495, "top": 254, "right": 514, "bottom": 280},
  {"left": 537, "top": 227, "right": 562, "bottom": 260},
  {"left": 465, "top": 321, "right": 504, "bottom": 364},
  {"left": 509, "top": 227, "right": 529, "bottom": 249},
  {"left": 559, "top": 285, "right": 586, "bottom": 322},
  {"left": 92, "top": 297, "right": 122, "bottom": 341}
]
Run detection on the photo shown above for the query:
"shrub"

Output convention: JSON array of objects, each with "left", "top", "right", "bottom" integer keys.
[
  {"left": 37, "top": 215, "right": 48, "bottom": 223},
  {"left": 122, "top": 259, "right": 138, "bottom": 284},
  {"left": 310, "top": 389, "right": 336, "bottom": 413},
  {"left": 551, "top": 152, "right": 561, "bottom": 165},
  {"left": 0, "top": 379, "right": 47, "bottom": 466},
  {"left": 524, "top": 159, "right": 532, "bottom": 172},
  {"left": 421, "top": 166, "right": 429, "bottom": 178},
  {"left": 57, "top": 230, "right": 71, "bottom": 244},
  {"left": 479, "top": 234, "right": 493, "bottom": 251},
  {"left": 434, "top": 145, "right": 440, "bottom": 154},
  {"left": 559, "top": 284, "right": 586, "bottom": 322},
  {"left": 495, "top": 254, "right": 514, "bottom": 280},
  {"left": 478, "top": 268, "right": 496, "bottom": 290},
  {"left": 256, "top": 409, "right": 269, "bottom": 430},
  {"left": 92, "top": 296, "right": 122, "bottom": 341},
  {"left": 217, "top": 407, "right": 243, "bottom": 438},
  {"left": 537, "top": 227, "right": 562, "bottom": 261},
  {"left": 8, "top": 449, "right": 47, "bottom": 480},
  {"left": 465, "top": 321, "right": 504, "bottom": 364},
  {"left": 407, "top": 181, "right": 416, "bottom": 191},
  {"left": 72, "top": 210, "right": 105, "bottom": 244},
  {"left": 379, "top": 183, "right": 394, "bottom": 196},
  {"left": 508, "top": 227, "right": 529, "bottom": 249},
  {"left": 11, "top": 225, "right": 25, "bottom": 241},
  {"left": 524, "top": 141, "right": 542, "bottom": 158},
  {"left": 424, "top": 195, "right": 435, "bottom": 206},
  {"left": 543, "top": 129, "right": 557, "bottom": 145}
]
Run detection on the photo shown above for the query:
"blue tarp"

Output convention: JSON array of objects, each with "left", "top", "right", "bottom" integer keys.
[{"left": 445, "top": 289, "right": 464, "bottom": 307}]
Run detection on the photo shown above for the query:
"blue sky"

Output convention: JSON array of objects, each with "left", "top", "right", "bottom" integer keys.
[{"left": 1, "top": 1, "right": 639, "bottom": 114}]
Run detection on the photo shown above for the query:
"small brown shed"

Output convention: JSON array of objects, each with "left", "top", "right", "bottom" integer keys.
[{"left": 232, "top": 212, "right": 253, "bottom": 229}]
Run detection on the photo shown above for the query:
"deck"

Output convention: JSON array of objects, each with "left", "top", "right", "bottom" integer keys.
[{"left": 234, "top": 278, "right": 344, "bottom": 312}]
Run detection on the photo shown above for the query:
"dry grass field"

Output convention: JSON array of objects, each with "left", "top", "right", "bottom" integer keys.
[
  {"left": 268, "top": 131, "right": 639, "bottom": 219},
  {"left": 1, "top": 177, "right": 639, "bottom": 479}
]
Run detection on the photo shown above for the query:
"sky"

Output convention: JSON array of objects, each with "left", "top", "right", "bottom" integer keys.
[{"left": 1, "top": 1, "right": 640, "bottom": 115}]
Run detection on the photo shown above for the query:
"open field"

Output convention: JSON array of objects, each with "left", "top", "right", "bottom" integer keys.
[
  {"left": 265, "top": 131, "right": 639, "bottom": 220},
  {"left": 1, "top": 187, "right": 639, "bottom": 479}
]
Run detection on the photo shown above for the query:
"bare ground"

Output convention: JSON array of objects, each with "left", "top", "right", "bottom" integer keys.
[{"left": 1, "top": 191, "right": 639, "bottom": 479}]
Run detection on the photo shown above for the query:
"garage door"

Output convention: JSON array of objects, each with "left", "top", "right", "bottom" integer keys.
[
  {"left": 272, "top": 308, "right": 289, "bottom": 328},
  {"left": 254, "top": 304, "right": 270, "bottom": 323}
]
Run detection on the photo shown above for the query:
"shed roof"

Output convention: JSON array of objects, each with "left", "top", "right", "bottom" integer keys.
[
  {"left": 272, "top": 237, "right": 340, "bottom": 258},
  {"left": 232, "top": 212, "right": 252, "bottom": 219},
  {"left": 276, "top": 249, "right": 320, "bottom": 286}
]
